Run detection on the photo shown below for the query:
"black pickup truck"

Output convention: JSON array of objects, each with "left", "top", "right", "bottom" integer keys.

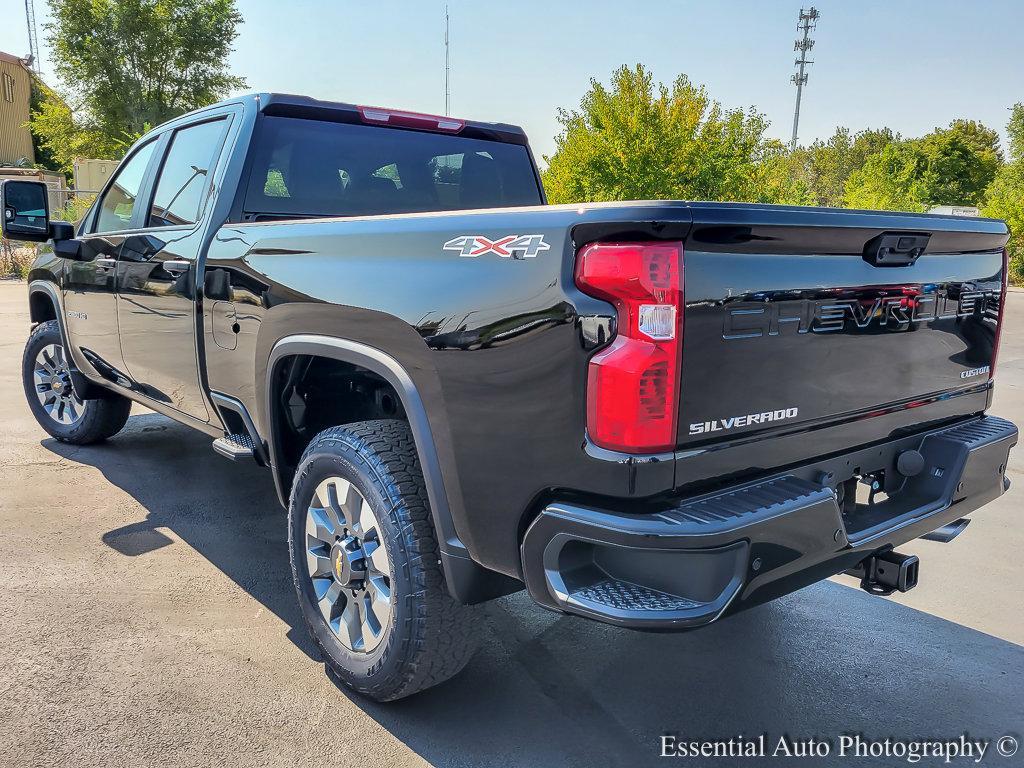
[{"left": 2, "top": 94, "right": 1016, "bottom": 701}]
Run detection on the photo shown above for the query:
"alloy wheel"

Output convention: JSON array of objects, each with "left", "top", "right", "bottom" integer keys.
[
  {"left": 32, "top": 343, "right": 85, "bottom": 426},
  {"left": 305, "top": 476, "right": 393, "bottom": 653}
]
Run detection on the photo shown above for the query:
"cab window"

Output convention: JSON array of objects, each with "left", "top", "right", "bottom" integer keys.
[
  {"left": 148, "top": 119, "right": 229, "bottom": 228},
  {"left": 243, "top": 117, "right": 541, "bottom": 220},
  {"left": 93, "top": 140, "right": 157, "bottom": 232}
]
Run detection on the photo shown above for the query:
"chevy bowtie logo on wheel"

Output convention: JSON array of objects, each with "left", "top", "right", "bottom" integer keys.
[{"left": 443, "top": 234, "right": 551, "bottom": 258}]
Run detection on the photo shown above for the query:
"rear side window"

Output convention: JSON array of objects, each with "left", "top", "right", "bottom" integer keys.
[
  {"left": 149, "top": 118, "right": 229, "bottom": 228},
  {"left": 94, "top": 140, "right": 157, "bottom": 232},
  {"left": 243, "top": 116, "right": 542, "bottom": 220}
]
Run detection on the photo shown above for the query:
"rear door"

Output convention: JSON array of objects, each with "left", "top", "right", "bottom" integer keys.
[{"left": 116, "top": 115, "right": 233, "bottom": 421}]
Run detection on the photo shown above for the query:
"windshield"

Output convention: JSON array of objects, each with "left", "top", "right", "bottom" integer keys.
[{"left": 243, "top": 116, "right": 542, "bottom": 220}]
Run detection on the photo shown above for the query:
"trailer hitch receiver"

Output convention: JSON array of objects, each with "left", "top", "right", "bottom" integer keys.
[{"left": 850, "top": 550, "right": 919, "bottom": 596}]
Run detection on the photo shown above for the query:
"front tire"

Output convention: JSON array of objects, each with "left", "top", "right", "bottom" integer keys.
[
  {"left": 21, "top": 321, "right": 131, "bottom": 444},
  {"left": 288, "top": 420, "right": 478, "bottom": 701}
]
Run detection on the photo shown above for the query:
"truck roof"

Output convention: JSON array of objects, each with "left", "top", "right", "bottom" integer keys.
[
  {"left": 143, "top": 92, "right": 534, "bottom": 155},
  {"left": 254, "top": 93, "right": 531, "bottom": 146},
  {"left": 158, "top": 92, "right": 530, "bottom": 147}
]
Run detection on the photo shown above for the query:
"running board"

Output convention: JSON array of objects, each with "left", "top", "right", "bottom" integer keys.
[{"left": 212, "top": 434, "right": 256, "bottom": 461}]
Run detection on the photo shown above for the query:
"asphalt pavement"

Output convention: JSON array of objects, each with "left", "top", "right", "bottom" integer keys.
[{"left": 0, "top": 280, "right": 1021, "bottom": 768}]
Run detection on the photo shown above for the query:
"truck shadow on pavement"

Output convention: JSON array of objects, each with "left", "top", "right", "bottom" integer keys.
[
  {"left": 44, "top": 413, "right": 1024, "bottom": 768},
  {"left": 44, "top": 411, "right": 321, "bottom": 661}
]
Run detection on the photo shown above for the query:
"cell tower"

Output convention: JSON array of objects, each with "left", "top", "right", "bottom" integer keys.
[
  {"left": 24, "top": 0, "right": 41, "bottom": 71},
  {"left": 444, "top": 4, "right": 451, "bottom": 116},
  {"left": 789, "top": 6, "right": 819, "bottom": 151}
]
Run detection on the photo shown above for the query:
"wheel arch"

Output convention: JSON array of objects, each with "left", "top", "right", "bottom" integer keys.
[
  {"left": 29, "top": 285, "right": 58, "bottom": 324},
  {"left": 264, "top": 334, "right": 515, "bottom": 604}
]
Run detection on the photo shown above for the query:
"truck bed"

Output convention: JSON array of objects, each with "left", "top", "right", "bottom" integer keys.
[{"left": 205, "top": 199, "right": 1008, "bottom": 576}]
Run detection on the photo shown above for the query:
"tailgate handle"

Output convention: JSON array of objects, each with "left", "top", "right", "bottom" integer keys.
[{"left": 863, "top": 232, "right": 930, "bottom": 267}]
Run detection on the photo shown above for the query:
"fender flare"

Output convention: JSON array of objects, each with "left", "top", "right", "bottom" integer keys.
[
  {"left": 265, "top": 334, "right": 511, "bottom": 604},
  {"left": 28, "top": 280, "right": 65, "bottom": 341}
]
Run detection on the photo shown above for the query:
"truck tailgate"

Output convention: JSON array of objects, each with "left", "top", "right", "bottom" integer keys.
[{"left": 679, "top": 205, "right": 1008, "bottom": 451}]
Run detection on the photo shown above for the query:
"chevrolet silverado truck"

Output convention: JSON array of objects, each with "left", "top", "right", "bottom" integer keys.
[{"left": 2, "top": 94, "right": 1016, "bottom": 701}]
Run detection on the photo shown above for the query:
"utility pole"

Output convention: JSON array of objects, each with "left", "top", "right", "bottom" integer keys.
[
  {"left": 789, "top": 6, "right": 819, "bottom": 151},
  {"left": 444, "top": 4, "right": 451, "bottom": 116},
  {"left": 24, "top": 0, "right": 41, "bottom": 72}
]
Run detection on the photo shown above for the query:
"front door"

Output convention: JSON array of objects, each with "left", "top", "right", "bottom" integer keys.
[
  {"left": 64, "top": 139, "right": 159, "bottom": 385},
  {"left": 116, "top": 116, "right": 231, "bottom": 422}
]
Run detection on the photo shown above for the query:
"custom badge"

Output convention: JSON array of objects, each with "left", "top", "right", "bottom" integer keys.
[{"left": 443, "top": 234, "right": 550, "bottom": 258}]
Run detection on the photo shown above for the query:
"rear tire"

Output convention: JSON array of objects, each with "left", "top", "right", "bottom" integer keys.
[
  {"left": 22, "top": 321, "right": 131, "bottom": 444},
  {"left": 288, "top": 420, "right": 478, "bottom": 701}
]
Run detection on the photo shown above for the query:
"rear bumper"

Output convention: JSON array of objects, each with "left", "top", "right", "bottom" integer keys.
[{"left": 521, "top": 415, "right": 1017, "bottom": 629}]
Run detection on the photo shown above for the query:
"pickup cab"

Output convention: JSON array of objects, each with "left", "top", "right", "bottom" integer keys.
[{"left": 2, "top": 93, "right": 1016, "bottom": 701}]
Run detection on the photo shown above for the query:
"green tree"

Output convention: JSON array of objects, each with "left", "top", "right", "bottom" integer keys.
[
  {"left": 541, "top": 64, "right": 803, "bottom": 204},
  {"left": 1006, "top": 104, "right": 1024, "bottom": 160},
  {"left": 943, "top": 119, "right": 1003, "bottom": 163},
  {"left": 844, "top": 120, "right": 1001, "bottom": 211},
  {"left": 28, "top": 77, "right": 61, "bottom": 171},
  {"left": 844, "top": 140, "right": 929, "bottom": 211},
  {"left": 983, "top": 104, "right": 1024, "bottom": 283},
  {"left": 789, "top": 127, "right": 896, "bottom": 207},
  {"left": 33, "top": 0, "right": 245, "bottom": 170},
  {"left": 29, "top": 80, "right": 131, "bottom": 175}
]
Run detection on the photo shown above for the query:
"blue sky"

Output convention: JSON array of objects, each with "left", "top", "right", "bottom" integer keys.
[{"left": 3, "top": 0, "right": 1022, "bottom": 162}]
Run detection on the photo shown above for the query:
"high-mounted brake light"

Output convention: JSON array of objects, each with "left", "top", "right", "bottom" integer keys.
[
  {"left": 357, "top": 105, "right": 465, "bottom": 133},
  {"left": 575, "top": 241, "right": 684, "bottom": 453},
  {"left": 991, "top": 246, "right": 1009, "bottom": 380}
]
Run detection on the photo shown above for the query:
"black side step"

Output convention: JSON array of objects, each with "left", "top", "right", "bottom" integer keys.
[{"left": 210, "top": 391, "right": 267, "bottom": 464}]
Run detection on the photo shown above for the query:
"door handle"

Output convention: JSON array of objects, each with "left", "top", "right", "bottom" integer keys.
[
  {"left": 95, "top": 257, "right": 116, "bottom": 270},
  {"left": 162, "top": 259, "right": 191, "bottom": 275}
]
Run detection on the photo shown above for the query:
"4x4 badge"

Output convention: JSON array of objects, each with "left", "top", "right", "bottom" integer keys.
[{"left": 443, "top": 234, "right": 550, "bottom": 259}]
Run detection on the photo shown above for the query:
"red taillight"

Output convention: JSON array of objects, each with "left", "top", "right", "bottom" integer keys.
[
  {"left": 991, "top": 246, "right": 1009, "bottom": 380},
  {"left": 357, "top": 105, "right": 465, "bottom": 133},
  {"left": 575, "top": 241, "right": 684, "bottom": 453}
]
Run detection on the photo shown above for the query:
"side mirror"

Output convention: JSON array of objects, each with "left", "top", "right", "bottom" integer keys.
[
  {"left": 52, "top": 222, "right": 84, "bottom": 259},
  {"left": 1, "top": 179, "right": 51, "bottom": 242}
]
